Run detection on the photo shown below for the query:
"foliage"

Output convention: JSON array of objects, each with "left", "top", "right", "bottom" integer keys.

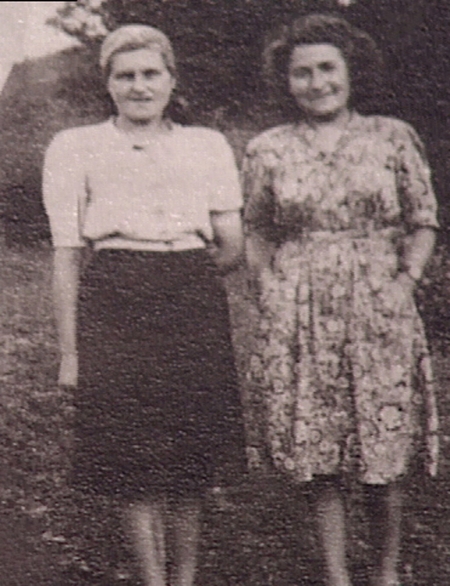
[
  {"left": 47, "top": 0, "right": 450, "bottom": 120},
  {"left": 48, "top": 0, "right": 357, "bottom": 112},
  {"left": 47, "top": 0, "right": 109, "bottom": 45},
  {"left": 51, "top": 0, "right": 354, "bottom": 42}
]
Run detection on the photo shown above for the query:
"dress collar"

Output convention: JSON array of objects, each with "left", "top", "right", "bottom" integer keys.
[{"left": 293, "top": 111, "right": 364, "bottom": 159}]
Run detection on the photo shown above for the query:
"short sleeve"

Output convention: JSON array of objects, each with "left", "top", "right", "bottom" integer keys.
[
  {"left": 394, "top": 122, "right": 439, "bottom": 231},
  {"left": 43, "top": 130, "right": 87, "bottom": 247},
  {"left": 242, "top": 141, "right": 278, "bottom": 241},
  {"left": 205, "top": 131, "right": 243, "bottom": 212}
]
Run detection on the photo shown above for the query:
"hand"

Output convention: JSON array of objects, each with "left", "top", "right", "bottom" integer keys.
[
  {"left": 247, "top": 266, "right": 273, "bottom": 308},
  {"left": 209, "top": 244, "right": 241, "bottom": 275},
  {"left": 381, "top": 273, "right": 415, "bottom": 317},
  {"left": 58, "top": 352, "right": 78, "bottom": 387}
]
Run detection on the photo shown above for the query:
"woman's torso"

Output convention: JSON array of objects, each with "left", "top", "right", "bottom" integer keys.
[
  {"left": 244, "top": 113, "right": 437, "bottom": 241},
  {"left": 43, "top": 119, "right": 242, "bottom": 251}
]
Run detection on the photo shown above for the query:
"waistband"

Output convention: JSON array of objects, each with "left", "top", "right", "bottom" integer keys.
[
  {"left": 93, "top": 248, "right": 210, "bottom": 260},
  {"left": 93, "top": 235, "right": 206, "bottom": 252}
]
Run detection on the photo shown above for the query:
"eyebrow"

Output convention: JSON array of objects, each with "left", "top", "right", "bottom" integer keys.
[
  {"left": 113, "top": 67, "right": 162, "bottom": 75},
  {"left": 290, "top": 60, "right": 336, "bottom": 70}
]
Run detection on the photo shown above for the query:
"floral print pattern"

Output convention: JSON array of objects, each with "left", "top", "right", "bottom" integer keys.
[{"left": 243, "top": 114, "right": 439, "bottom": 485}]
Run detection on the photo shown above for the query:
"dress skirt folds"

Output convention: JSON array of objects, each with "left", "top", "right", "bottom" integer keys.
[{"left": 73, "top": 249, "right": 246, "bottom": 499}]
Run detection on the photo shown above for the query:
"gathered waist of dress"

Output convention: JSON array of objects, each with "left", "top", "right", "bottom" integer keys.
[{"left": 284, "top": 225, "right": 402, "bottom": 243}]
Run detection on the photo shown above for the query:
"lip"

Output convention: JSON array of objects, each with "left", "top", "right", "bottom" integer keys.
[
  {"left": 128, "top": 97, "right": 153, "bottom": 102},
  {"left": 309, "top": 92, "right": 336, "bottom": 101}
]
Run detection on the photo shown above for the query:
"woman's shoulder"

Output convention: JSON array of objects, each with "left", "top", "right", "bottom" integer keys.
[
  {"left": 245, "top": 124, "right": 294, "bottom": 156},
  {"left": 48, "top": 120, "right": 113, "bottom": 151},
  {"left": 356, "top": 114, "right": 422, "bottom": 144},
  {"left": 175, "top": 124, "right": 232, "bottom": 147}
]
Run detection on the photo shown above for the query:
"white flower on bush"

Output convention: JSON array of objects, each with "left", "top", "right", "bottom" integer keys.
[
  {"left": 89, "top": 0, "right": 106, "bottom": 9},
  {"left": 84, "top": 13, "right": 108, "bottom": 37}
]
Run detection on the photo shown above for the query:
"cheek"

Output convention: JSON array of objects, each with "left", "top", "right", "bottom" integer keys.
[
  {"left": 165, "top": 77, "right": 176, "bottom": 96},
  {"left": 288, "top": 77, "right": 307, "bottom": 97},
  {"left": 152, "top": 77, "right": 174, "bottom": 100},
  {"left": 107, "top": 80, "right": 123, "bottom": 102},
  {"left": 338, "top": 66, "right": 351, "bottom": 90}
]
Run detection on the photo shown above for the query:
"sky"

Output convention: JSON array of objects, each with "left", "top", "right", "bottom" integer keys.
[{"left": 0, "top": 2, "right": 79, "bottom": 91}]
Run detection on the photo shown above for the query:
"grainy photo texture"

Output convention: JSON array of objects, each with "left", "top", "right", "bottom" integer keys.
[{"left": 1, "top": 2, "right": 450, "bottom": 586}]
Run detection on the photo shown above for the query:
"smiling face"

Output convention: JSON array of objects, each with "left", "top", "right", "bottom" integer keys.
[
  {"left": 288, "top": 43, "right": 350, "bottom": 120},
  {"left": 107, "top": 47, "right": 176, "bottom": 124}
]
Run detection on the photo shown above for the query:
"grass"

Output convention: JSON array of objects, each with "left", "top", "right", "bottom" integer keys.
[{"left": 2, "top": 239, "right": 450, "bottom": 585}]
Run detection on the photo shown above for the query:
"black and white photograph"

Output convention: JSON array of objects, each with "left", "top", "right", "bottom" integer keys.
[{"left": 1, "top": 1, "right": 450, "bottom": 585}]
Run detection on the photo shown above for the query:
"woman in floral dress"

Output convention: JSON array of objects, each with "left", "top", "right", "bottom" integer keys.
[{"left": 243, "top": 14, "right": 439, "bottom": 586}]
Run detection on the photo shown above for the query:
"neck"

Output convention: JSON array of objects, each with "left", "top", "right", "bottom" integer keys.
[
  {"left": 303, "top": 107, "right": 351, "bottom": 130},
  {"left": 115, "top": 115, "right": 169, "bottom": 135}
]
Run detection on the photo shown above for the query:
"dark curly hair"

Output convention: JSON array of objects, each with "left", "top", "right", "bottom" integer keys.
[{"left": 263, "top": 13, "right": 384, "bottom": 119}]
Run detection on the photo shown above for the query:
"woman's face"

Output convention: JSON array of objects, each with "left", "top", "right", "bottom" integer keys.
[
  {"left": 108, "top": 48, "right": 175, "bottom": 124},
  {"left": 288, "top": 43, "right": 350, "bottom": 120}
]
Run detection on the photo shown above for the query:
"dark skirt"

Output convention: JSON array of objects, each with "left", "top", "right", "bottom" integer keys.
[{"left": 73, "top": 249, "right": 246, "bottom": 499}]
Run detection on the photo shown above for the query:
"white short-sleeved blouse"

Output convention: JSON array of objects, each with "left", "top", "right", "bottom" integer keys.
[{"left": 43, "top": 119, "right": 243, "bottom": 250}]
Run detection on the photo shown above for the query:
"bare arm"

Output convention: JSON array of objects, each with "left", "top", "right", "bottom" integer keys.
[
  {"left": 397, "top": 227, "right": 436, "bottom": 290},
  {"left": 402, "top": 227, "right": 436, "bottom": 277},
  {"left": 52, "top": 247, "right": 81, "bottom": 386},
  {"left": 245, "top": 230, "right": 276, "bottom": 283},
  {"left": 209, "top": 210, "right": 244, "bottom": 274},
  {"left": 382, "top": 227, "right": 436, "bottom": 318}
]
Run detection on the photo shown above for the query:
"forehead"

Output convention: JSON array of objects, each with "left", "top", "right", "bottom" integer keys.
[
  {"left": 110, "top": 48, "right": 168, "bottom": 73},
  {"left": 289, "top": 43, "right": 346, "bottom": 66}
]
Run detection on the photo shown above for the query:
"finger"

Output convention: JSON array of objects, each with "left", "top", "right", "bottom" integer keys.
[
  {"left": 58, "top": 372, "right": 78, "bottom": 387},
  {"left": 58, "top": 381, "right": 77, "bottom": 390}
]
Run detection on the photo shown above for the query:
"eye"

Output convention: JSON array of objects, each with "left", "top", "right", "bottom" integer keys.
[
  {"left": 319, "top": 61, "right": 336, "bottom": 73},
  {"left": 143, "top": 69, "right": 160, "bottom": 80},
  {"left": 114, "top": 72, "right": 134, "bottom": 81},
  {"left": 290, "top": 67, "right": 310, "bottom": 79}
]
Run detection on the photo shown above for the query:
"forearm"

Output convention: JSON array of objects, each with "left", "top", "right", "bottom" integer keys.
[
  {"left": 245, "top": 231, "right": 276, "bottom": 277},
  {"left": 52, "top": 247, "right": 81, "bottom": 355},
  {"left": 210, "top": 211, "right": 244, "bottom": 272},
  {"left": 401, "top": 227, "right": 436, "bottom": 280}
]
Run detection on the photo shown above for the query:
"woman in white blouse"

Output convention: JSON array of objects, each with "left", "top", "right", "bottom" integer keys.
[{"left": 43, "top": 25, "right": 246, "bottom": 586}]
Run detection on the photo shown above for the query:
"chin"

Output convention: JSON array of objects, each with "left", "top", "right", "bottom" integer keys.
[
  {"left": 124, "top": 112, "right": 162, "bottom": 124},
  {"left": 307, "top": 104, "right": 346, "bottom": 120}
]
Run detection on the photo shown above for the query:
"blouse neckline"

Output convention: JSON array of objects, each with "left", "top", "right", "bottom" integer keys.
[{"left": 108, "top": 117, "right": 180, "bottom": 151}]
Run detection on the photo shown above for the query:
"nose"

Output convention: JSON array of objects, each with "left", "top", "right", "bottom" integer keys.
[
  {"left": 131, "top": 73, "right": 148, "bottom": 92},
  {"left": 310, "top": 69, "right": 326, "bottom": 91}
]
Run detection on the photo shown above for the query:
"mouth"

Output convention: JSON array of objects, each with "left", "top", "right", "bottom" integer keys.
[
  {"left": 129, "top": 97, "right": 153, "bottom": 103},
  {"left": 310, "top": 92, "right": 336, "bottom": 101}
]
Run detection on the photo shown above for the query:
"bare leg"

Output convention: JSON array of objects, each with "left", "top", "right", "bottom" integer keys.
[
  {"left": 366, "top": 482, "right": 402, "bottom": 586},
  {"left": 168, "top": 496, "right": 202, "bottom": 586},
  {"left": 123, "top": 497, "right": 168, "bottom": 586},
  {"left": 312, "top": 479, "right": 352, "bottom": 586}
]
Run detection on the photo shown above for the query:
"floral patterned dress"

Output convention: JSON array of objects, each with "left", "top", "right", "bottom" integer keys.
[{"left": 243, "top": 113, "right": 439, "bottom": 485}]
